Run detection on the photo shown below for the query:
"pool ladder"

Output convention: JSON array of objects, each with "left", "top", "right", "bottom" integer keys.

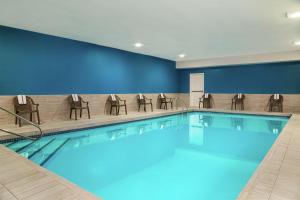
[{"left": 0, "top": 106, "right": 43, "bottom": 140}]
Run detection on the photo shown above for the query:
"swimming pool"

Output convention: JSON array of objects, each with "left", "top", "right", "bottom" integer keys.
[{"left": 2, "top": 112, "right": 288, "bottom": 200}]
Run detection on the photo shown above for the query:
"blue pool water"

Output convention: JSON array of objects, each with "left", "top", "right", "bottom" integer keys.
[{"left": 3, "top": 112, "right": 288, "bottom": 200}]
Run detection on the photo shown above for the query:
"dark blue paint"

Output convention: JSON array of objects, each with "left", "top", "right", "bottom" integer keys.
[
  {"left": 179, "top": 61, "right": 300, "bottom": 94},
  {"left": 0, "top": 26, "right": 178, "bottom": 95}
]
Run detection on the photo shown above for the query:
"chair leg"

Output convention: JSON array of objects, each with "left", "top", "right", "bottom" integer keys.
[
  {"left": 165, "top": 103, "right": 167, "bottom": 110},
  {"left": 171, "top": 102, "right": 173, "bottom": 109},
  {"left": 30, "top": 113, "right": 33, "bottom": 122},
  {"left": 70, "top": 109, "right": 73, "bottom": 119},
  {"left": 15, "top": 116, "right": 18, "bottom": 125},
  {"left": 19, "top": 118, "right": 22, "bottom": 127},
  {"left": 117, "top": 106, "right": 119, "bottom": 116},
  {"left": 151, "top": 103, "right": 153, "bottom": 112},
  {"left": 144, "top": 104, "right": 146, "bottom": 112},
  {"left": 138, "top": 104, "right": 141, "bottom": 112},
  {"left": 80, "top": 109, "right": 82, "bottom": 118},
  {"left": 110, "top": 105, "right": 112, "bottom": 115},
  {"left": 75, "top": 109, "right": 77, "bottom": 120},
  {"left": 36, "top": 111, "right": 41, "bottom": 125},
  {"left": 125, "top": 105, "right": 128, "bottom": 115},
  {"left": 87, "top": 107, "right": 91, "bottom": 119}
]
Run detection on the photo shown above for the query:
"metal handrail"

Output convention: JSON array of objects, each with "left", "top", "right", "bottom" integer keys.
[{"left": 0, "top": 106, "right": 43, "bottom": 140}]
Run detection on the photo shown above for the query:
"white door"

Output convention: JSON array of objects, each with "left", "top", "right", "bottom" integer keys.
[{"left": 190, "top": 73, "right": 204, "bottom": 107}]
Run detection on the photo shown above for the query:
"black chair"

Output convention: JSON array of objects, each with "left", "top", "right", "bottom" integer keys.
[
  {"left": 158, "top": 93, "right": 173, "bottom": 110},
  {"left": 137, "top": 94, "right": 153, "bottom": 112},
  {"left": 108, "top": 94, "right": 127, "bottom": 115},
  {"left": 268, "top": 94, "right": 283, "bottom": 112},
  {"left": 68, "top": 94, "right": 91, "bottom": 120},
  {"left": 13, "top": 95, "right": 41, "bottom": 127},
  {"left": 231, "top": 94, "right": 245, "bottom": 110},
  {"left": 199, "top": 93, "right": 213, "bottom": 108}
]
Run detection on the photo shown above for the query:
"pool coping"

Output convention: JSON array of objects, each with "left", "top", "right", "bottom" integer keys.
[{"left": 0, "top": 108, "right": 297, "bottom": 200}]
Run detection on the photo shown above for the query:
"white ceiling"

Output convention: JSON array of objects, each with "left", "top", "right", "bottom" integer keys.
[{"left": 0, "top": 0, "right": 299, "bottom": 61}]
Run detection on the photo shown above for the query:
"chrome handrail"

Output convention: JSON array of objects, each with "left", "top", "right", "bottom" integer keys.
[{"left": 0, "top": 106, "right": 43, "bottom": 140}]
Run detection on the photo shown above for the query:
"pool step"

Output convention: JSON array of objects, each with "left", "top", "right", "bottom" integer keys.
[
  {"left": 28, "top": 139, "right": 55, "bottom": 159},
  {"left": 8, "top": 140, "right": 33, "bottom": 151},
  {"left": 5, "top": 135, "right": 88, "bottom": 166},
  {"left": 16, "top": 141, "right": 35, "bottom": 153},
  {"left": 18, "top": 138, "right": 54, "bottom": 158},
  {"left": 31, "top": 138, "right": 71, "bottom": 166},
  {"left": 3, "top": 142, "right": 13, "bottom": 147}
]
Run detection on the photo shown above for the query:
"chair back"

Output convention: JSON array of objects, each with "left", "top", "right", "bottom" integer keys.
[
  {"left": 202, "top": 94, "right": 212, "bottom": 108},
  {"left": 270, "top": 94, "right": 283, "bottom": 103},
  {"left": 137, "top": 94, "right": 146, "bottom": 103},
  {"left": 108, "top": 94, "right": 121, "bottom": 105},
  {"left": 13, "top": 96, "right": 33, "bottom": 111},
  {"left": 159, "top": 93, "right": 166, "bottom": 99},
  {"left": 233, "top": 94, "right": 245, "bottom": 100},
  {"left": 68, "top": 95, "right": 82, "bottom": 107},
  {"left": 204, "top": 93, "right": 210, "bottom": 99}
]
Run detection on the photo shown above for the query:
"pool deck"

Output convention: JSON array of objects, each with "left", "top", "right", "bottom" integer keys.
[
  {"left": 0, "top": 108, "right": 298, "bottom": 200},
  {"left": 238, "top": 113, "right": 300, "bottom": 200}
]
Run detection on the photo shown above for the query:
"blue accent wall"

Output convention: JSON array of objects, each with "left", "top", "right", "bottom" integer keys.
[
  {"left": 0, "top": 26, "right": 178, "bottom": 95},
  {"left": 179, "top": 61, "right": 300, "bottom": 94},
  {"left": 1, "top": 25, "right": 300, "bottom": 95}
]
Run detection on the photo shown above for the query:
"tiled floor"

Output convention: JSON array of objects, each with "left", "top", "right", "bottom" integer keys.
[{"left": 0, "top": 108, "right": 299, "bottom": 200}]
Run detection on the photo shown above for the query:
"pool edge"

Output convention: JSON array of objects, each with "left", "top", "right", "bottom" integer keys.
[{"left": 0, "top": 108, "right": 295, "bottom": 200}]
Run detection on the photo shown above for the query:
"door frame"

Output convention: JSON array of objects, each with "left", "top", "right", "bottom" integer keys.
[{"left": 189, "top": 73, "right": 205, "bottom": 107}]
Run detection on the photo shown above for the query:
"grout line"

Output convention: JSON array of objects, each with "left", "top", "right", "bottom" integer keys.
[{"left": 2, "top": 183, "right": 20, "bottom": 200}]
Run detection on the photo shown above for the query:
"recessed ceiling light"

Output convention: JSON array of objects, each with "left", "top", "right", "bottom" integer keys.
[
  {"left": 134, "top": 43, "right": 143, "bottom": 48},
  {"left": 286, "top": 11, "right": 300, "bottom": 19},
  {"left": 293, "top": 41, "right": 300, "bottom": 46},
  {"left": 178, "top": 54, "right": 186, "bottom": 58}
]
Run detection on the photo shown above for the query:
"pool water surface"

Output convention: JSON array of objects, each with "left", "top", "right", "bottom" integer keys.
[{"left": 3, "top": 112, "right": 288, "bottom": 200}]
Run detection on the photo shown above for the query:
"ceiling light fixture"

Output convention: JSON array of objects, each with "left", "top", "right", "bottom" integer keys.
[
  {"left": 293, "top": 41, "right": 300, "bottom": 46},
  {"left": 286, "top": 11, "right": 300, "bottom": 19},
  {"left": 134, "top": 43, "right": 144, "bottom": 48},
  {"left": 178, "top": 54, "right": 186, "bottom": 58}
]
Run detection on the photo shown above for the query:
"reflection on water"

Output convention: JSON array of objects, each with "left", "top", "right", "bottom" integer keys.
[
  {"left": 231, "top": 117, "right": 244, "bottom": 131},
  {"left": 136, "top": 123, "right": 151, "bottom": 135},
  {"left": 199, "top": 115, "right": 213, "bottom": 127},
  {"left": 186, "top": 113, "right": 287, "bottom": 162},
  {"left": 267, "top": 120, "right": 284, "bottom": 135},
  {"left": 36, "top": 112, "right": 288, "bottom": 200},
  {"left": 157, "top": 120, "right": 170, "bottom": 129},
  {"left": 106, "top": 128, "right": 127, "bottom": 141}
]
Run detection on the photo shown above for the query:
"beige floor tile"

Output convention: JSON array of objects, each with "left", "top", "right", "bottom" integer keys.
[
  {"left": 22, "top": 184, "right": 73, "bottom": 200},
  {"left": 0, "top": 184, "right": 18, "bottom": 200}
]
